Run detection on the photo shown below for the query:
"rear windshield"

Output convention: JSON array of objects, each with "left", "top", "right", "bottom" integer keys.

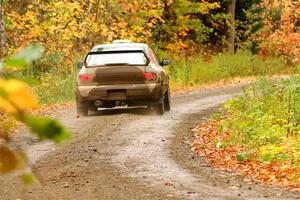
[{"left": 85, "top": 51, "right": 148, "bottom": 67}]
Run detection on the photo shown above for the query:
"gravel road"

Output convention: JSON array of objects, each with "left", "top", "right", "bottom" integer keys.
[{"left": 0, "top": 86, "right": 299, "bottom": 200}]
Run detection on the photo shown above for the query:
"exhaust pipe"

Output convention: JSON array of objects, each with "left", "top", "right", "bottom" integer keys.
[
  {"left": 94, "top": 100, "right": 103, "bottom": 107},
  {"left": 115, "top": 101, "right": 126, "bottom": 107}
]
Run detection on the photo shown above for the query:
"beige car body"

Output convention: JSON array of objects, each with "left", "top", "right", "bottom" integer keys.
[{"left": 76, "top": 42, "right": 171, "bottom": 115}]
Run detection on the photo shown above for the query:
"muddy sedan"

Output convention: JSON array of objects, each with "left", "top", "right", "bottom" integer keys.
[{"left": 76, "top": 40, "right": 171, "bottom": 116}]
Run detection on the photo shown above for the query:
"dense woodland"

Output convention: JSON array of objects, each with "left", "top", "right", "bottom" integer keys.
[
  {"left": 0, "top": 0, "right": 299, "bottom": 66},
  {"left": 0, "top": 0, "right": 300, "bottom": 189}
]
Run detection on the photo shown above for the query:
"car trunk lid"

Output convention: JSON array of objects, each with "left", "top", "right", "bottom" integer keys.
[
  {"left": 83, "top": 50, "right": 149, "bottom": 85},
  {"left": 93, "top": 65, "right": 146, "bottom": 85}
]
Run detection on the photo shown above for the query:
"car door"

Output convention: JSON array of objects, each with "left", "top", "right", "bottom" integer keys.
[{"left": 146, "top": 47, "right": 169, "bottom": 92}]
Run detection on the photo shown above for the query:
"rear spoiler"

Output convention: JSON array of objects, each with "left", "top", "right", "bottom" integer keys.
[{"left": 84, "top": 50, "right": 150, "bottom": 67}]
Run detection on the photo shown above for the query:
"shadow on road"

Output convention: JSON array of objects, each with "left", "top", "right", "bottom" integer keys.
[{"left": 88, "top": 106, "right": 156, "bottom": 117}]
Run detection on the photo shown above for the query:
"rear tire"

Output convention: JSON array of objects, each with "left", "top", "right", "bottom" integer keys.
[
  {"left": 164, "top": 89, "right": 171, "bottom": 111},
  {"left": 76, "top": 101, "right": 89, "bottom": 116},
  {"left": 154, "top": 98, "right": 164, "bottom": 115}
]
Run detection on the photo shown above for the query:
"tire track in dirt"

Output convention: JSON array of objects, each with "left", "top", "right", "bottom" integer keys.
[
  {"left": 112, "top": 91, "right": 299, "bottom": 200},
  {"left": 112, "top": 94, "right": 234, "bottom": 199},
  {"left": 1, "top": 86, "right": 299, "bottom": 200}
]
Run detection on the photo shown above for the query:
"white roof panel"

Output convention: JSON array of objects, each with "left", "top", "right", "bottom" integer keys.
[{"left": 91, "top": 43, "right": 148, "bottom": 52}]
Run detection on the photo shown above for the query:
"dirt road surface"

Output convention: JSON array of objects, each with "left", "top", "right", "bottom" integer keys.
[{"left": 1, "top": 86, "right": 299, "bottom": 200}]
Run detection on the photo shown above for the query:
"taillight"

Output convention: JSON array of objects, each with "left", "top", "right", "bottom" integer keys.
[
  {"left": 79, "top": 75, "right": 93, "bottom": 81},
  {"left": 144, "top": 72, "right": 157, "bottom": 81}
]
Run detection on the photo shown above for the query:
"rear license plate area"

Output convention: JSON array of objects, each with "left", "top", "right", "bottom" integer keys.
[{"left": 107, "top": 90, "right": 126, "bottom": 100}]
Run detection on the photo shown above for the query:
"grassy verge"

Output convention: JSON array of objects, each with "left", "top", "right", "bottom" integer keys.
[
  {"left": 4, "top": 50, "right": 292, "bottom": 105},
  {"left": 34, "top": 50, "right": 291, "bottom": 104},
  {"left": 193, "top": 74, "right": 300, "bottom": 190},
  {"left": 0, "top": 67, "right": 77, "bottom": 132},
  {"left": 220, "top": 76, "right": 300, "bottom": 164},
  {"left": 33, "top": 68, "right": 77, "bottom": 105},
  {"left": 0, "top": 50, "right": 294, "bottom": 133},
  {"left": 166, "top": 50, "right": 292, "bottom": 91},
  {"left": 3, "top": 67, "right": 77, "bottom": 105}
]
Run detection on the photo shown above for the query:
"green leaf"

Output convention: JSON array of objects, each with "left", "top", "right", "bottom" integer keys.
[
  {"left": 0, "top": 61, "right": 3, "bottom": 71},
  {"left": 24, "top": 116, "right": 71, "bottom": 144},
  {"left": 5, "top": 57, "right": 27, "bottom": 68},
  {"left": 5, "top": 44, "right": 44, "bottom": 68},
  {"left": 21, "top": 173, "right": 35, "bottom": 185},
  {"left": 260, "top": 153, "right": 275, "bottom": 162},
  {"left": 15, "top": 44, "right": 45, "bottom": 64},
  {"left": 277, "top": 153, "right": 288, "bottom": 161},
  {"left": 216, "top": 141, "right": 227, "bottom": 149},
  {"left": 237, "top": 153, "right": 250, "bottom": 162}
]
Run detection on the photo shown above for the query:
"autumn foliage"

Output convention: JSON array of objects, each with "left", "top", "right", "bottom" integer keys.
[
  {"left": 193, "top": 119, "right": 300, "bottom": 192},
  {"left": 0, "top": 46, "right": 71, "bottom": 176},
  {"left": 2, "top": 0, "right": 299, "bottom": 66},
  {"left": 248, "top": 0, "right": 300, "bottom": 64},
  {"left": 0, "top": 0, "right": 299, "bottom": 187},
  {"left": 193, "top": 76, "right": 300, "bottom": 192}
]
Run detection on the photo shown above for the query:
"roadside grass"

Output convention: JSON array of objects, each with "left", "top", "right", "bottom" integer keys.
[
  {"left": 4, "top": 50, "right": 292, "bottom": 105},
  {"left": 192, "top": 74, "right": 300, "bottom": 189},
  {"left": 0, "top": 50, "right": 294, "bottom": 132},
  {"left": 0, "top": 66, "right": 77, "bottom": 134},
  {"left": 167, "top": 50, "right": 292, "bottom": 91},
  {"left": 2, "top": 49, "right": 290, "bottom": 106},
  {"left": 0, "top": 114, "right": 16, "bottom": 136},
  {"left": 33, "top": 68, "right": 77, "bottom": 105},
  {"left": 3, "top": 67, "right": 77, "bottom": 105},
  {"left": 220, "top": 76, "right": 300, "bottom": 164}
]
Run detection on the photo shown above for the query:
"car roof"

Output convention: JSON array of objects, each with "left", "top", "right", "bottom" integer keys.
[{"left": 90, "top": 43, "right": 149, "bottom": 52}]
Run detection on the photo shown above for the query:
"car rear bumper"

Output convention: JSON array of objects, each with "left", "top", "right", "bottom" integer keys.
[{"left": 77, "top": 83, "right": 162, "bottom": 101}]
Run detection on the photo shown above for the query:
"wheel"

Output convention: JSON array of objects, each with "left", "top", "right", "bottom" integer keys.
[
  {"left": 154, "top": 97, "right": 164, "bottom": 115},
  {"left": 76, "top": 101, "right": 89, "bottom": 116},
  {"left": 164, "top": 89, "right": 171, "bottom": 111}
]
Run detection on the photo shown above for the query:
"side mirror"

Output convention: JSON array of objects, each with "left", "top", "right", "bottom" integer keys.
[
  {"left": 161, "top": 59, "right": 171, "bottom": 66},
  {"left": 77, "top": 62, "right": 83, "bottom": 69}
]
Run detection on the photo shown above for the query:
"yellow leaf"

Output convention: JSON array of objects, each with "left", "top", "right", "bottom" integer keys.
[
  {"left": 0, "top": 79, "right": 39, "bottom": 114},
  {"left": 0, "top": 144, "right": 26, "bottom": 173}
]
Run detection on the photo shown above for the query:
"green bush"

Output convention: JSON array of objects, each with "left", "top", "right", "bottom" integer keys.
[
  {"left": 36, "top": 50, "right": 288, "bottom": 104},
  {"left": 33, "top": 68, "right": 77, "bottom": 105},
  {"left": 167, "top": 50, "right": 289, "bottom": 90},
  {"left": 219, "top": 75, "right": 300, "bottom": 164},
  {"left": 3, "top": 50, "right": 291, "bottom": 105},
  {"left": 3, "top": 62, "right": 77, "bottom": 105}
]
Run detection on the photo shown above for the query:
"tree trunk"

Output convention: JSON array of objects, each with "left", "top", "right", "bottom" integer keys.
[
  {"left": 279, "top": 0, "right": 283, "bottom": 29},
  {"left": 227, "top": 0, "right": 236, "bottom": 54},
  {"left": 0, "top": 1, "right": 7, "bottom": 58}
]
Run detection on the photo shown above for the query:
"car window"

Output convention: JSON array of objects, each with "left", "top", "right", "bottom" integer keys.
[
  {"left": 85, "top": 51, "right": 148, "bottom": 67},
  {"left": 147, "top": 48, "right": 160, "bottom": 66}
]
